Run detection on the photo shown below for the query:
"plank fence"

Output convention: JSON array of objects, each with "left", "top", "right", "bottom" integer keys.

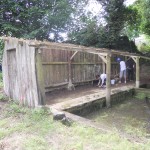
[{"left": 40, "top": 48, "right": 119, "bottom": 92}]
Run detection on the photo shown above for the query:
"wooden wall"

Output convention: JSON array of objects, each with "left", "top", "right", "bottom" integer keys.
[
  {"left": 41, "top": 48, "right": 119, "bottom": 91},
  {"left": 2, "top": 38, "right": 39, "bottom": 107}
]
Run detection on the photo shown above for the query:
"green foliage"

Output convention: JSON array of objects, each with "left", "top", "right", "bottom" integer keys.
[
  {"left": 68, "top": 22, "right": 138, "bottom": 52},
  {"left": 137, "top": 35, "right": 150, "bottom": 53},
  {"left": 68, "top": 20, "right": 99, "bottom": 46},
  {"left": 138, "top": 0, "right": 150, "bottom": 36},
  {"left": 0, "top": 0, "right": 84, "bottom": 41},
  {"left": 140, "top": 43, "right": 150, "bottom": 52},
  {"left": 68, "top": 0, "right": 138, "bottom": 52},
  {"left": 97, "top": 0, "right": 127, "bottom": 48},
  {"left": 130, "top": 0, "right": 150, "bottom": 37},
  {"left": 123, "top": 5, "right": 141, "bottom": 40}
]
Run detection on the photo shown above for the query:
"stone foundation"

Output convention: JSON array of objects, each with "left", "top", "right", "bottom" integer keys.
[{"left": 64, "top": 89, "right": 135, "bottom": 116}]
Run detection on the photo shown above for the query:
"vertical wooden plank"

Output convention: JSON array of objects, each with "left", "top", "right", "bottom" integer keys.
[
  {"left": 102, "top": 61, "right": 106, "bottom": 73},
  {"left": 68, "top": 51, "right": 74, "bottom": 90},
  {"left": 106, "top": 53, "right": 111, "bottom": 108},
  {"left": 7, "top": 49, "right": 17, "bottom": 99},
  {"left": 136, "top": 56, "right": 140, "bottom": 88},
  {"left": 35, "top": 48, "right": 46, "bottom": 105}
]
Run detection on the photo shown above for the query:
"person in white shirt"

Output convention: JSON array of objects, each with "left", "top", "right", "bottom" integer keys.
[
  {"left": 117, "top": 58, "right": 126, "bottom": 83},
  {"left": 97, "top": 73, "right": 107, "bottom": 87}
]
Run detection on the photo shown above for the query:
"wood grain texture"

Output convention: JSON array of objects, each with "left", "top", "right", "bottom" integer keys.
[{"left": 2, "top": 38, "right": 39, "bottom": 107}]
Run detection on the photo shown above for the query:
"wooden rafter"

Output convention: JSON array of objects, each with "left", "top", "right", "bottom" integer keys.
[
  {"left": 70, "top": 51, "right": 78, "bottom": 60},
  {"left": 98, "top": 54, "right": 107, "bottom": 64},
  {"left": 130, "top": 56, "right": 137, "bottom": 63}
]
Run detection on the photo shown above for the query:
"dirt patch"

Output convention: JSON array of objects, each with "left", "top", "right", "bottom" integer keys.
[{"left": 0, "top": 134, "right": 29, "bottom": 150}]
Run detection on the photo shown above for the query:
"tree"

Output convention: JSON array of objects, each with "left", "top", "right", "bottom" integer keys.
[
  {"left": 0, "top": 0, "right": 84, "bottom": 41},
  {"left": 122, "top": 5, "right": 141, "bottom": 40},
  {"left": 136, "top": 0, "right": 150, "bottom": 36},
  {"left": 68, "top": 0, "right": 136, "bottom": 51},
  {"left": 97, "top": 0, "right": 127, "bottom": 48},
  {"left": 68, "top": 18, "right": 99, "bottom": 46}
]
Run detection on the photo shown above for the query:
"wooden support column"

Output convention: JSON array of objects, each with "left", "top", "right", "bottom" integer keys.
[
  {"left": 131, "top": 56, "right": 140, "bottom": 88},
  {"left": 106, "top": 53, "right": 111, "bottom": 108},
  {"left": 98, "top": 53, "right": 111, "bottom": 107},
  {"left": 136, "top": 56, "right": 140, "bottom": 88},
  {"left": 68, "top": 51, "right": 77, "bottom": 90},
  {"left": 68, "top": 57, "right": 73, "bottom": 90},
  {"left": 35, "top": 48, "right": 46, "bottom": 105},
  {"left": 102, "top": 62, "right": 106, "bottom": 73}
]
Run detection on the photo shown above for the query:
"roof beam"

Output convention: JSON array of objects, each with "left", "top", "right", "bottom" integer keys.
[
  {"left": 98, "top": 54, "right": 107, "bottom": 64},
  {"left": 1, "top": 36, "right": 150, "bottom": 60},
  {"left": 70, "top": 51, "right": 78, "bottom": 60}
]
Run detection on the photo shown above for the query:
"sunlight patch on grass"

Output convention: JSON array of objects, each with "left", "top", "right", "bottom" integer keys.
[
  {"left": 23, "top": 136, "right": 48, "bottom": 150},
  {"left": 123, "top": 117, "right": 148, "bottom": 137},
  {"left": 135, "top": 93, "right": 146, "bottom": 100},
  {"left": 64, "top": 142, "right": 84, "bottom": 150},
  {"left": 0, "top": 119, "right": 7, "bottom": 127},
  {"left": 124, "top": 124, "right": 147, "bottom": 137},
  {"left": 0, "top": 122, "right": 27, "bottom": 140}
]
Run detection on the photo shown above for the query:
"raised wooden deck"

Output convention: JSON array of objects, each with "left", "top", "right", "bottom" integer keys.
[{"left": 46, "top": 83, "right": 135, "bottom": 111}]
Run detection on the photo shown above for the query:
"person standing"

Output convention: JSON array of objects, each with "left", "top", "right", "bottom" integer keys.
[
  {"left": 126, "top": 58, "right": 135, "bottom": 81},
  {"left": 117, "top": 58, "right": 126, "bottom": 83}
]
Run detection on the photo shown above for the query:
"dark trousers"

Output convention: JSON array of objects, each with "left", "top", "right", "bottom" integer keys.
[{"left": 127, "top": 69, "right": 134, "bottom": 81}]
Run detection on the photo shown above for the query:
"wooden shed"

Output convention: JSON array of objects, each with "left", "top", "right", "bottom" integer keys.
[{"left": 2, "top": 37, "right": 149, "bottom": 107}]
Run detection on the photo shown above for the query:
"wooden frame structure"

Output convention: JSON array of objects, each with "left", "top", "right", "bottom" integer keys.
[{"left": 1, "top": 37, "right": 150, "bottom": 107}]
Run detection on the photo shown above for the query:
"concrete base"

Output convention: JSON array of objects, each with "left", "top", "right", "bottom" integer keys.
[
  {"left": 136, "top": 81, "right": 140, "bottom": 88},
  {"left": 50, "top": 85, "right": 135, "bottom": 116},
  {"left": 67, "top": 83, "right": 75, "bottom": 91}
]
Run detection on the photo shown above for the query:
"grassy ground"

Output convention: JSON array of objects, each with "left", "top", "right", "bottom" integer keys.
[
  {"left": 1, "top": 100, "right": 150, "bottom": 150},
  {"left": 0, "top": 73, "right": 150, "bottom": 149}
]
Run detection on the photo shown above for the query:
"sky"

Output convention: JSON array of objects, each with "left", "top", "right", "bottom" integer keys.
[
  {"left": 88, "top": 0, "right": 137, "bottom": 15},
  {"left": 125, "top": 0, "right": 137, "bottom": 6}
]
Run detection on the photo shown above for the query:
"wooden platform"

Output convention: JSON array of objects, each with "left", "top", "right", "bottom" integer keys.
[{"left": 46, "top": 83, "right": 135, "bottom": 111}]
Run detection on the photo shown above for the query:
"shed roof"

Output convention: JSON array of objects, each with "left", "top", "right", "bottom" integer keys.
[{"left": 1, "top": 36, "right": 150, "bottom": 60}]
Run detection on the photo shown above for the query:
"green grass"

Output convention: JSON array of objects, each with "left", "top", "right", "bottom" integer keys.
[
  {"left": 135, "top": 91, "right": 150, "bottom": 100},
  {"left": 124, "top": 117, "right": 148, "bottom": 137},
  {"left": 0, "top": 94, "right": 8, "bottom": 102},
  {"left": 0, "top": 95, "right": 150, "bottom": 149},
  {"left": 135, "top": 92, "right": 147, "bottom": 100},
  {"left": 23, "top": 136, "right": 49, "bottom": 150}
]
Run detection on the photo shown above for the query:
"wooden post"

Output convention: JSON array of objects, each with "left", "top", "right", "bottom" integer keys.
[
  {"left": 98, "top": 54, "right": 106, "bottom": 74},
  {"left": 35, "top": 48, "right": 46, "bottom": 105},
  {"left": 68, "top": 51, "right": 75, "bottom": 90},
  {"left": 131, "top": 56, "right": 140, "bottom": 88},
  {"left": 106, "top": 53, "right": 111, "bottom": 108},
  {"left": 136, "top": 56, "right": 140, "bottom": 88},
  {"left": 103, "top": 61, "right": 106, "bottom": 73}
]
